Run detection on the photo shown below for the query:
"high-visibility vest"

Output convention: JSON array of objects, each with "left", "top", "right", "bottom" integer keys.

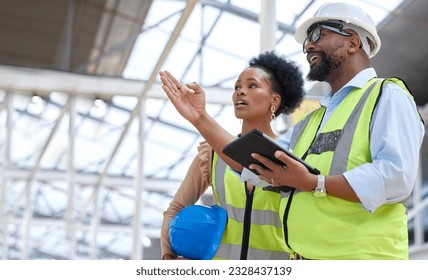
[
  {"left": 211, "top": 153, "right": 288, "bottom": 259},
  {"left": 280, "top": 78, "right": 416, "bottom": 260}
]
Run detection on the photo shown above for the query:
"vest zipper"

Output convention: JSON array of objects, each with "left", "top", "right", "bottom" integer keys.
[
  {"left": 282, "top": 189, "right": 295, "bottom": 251},
  {"left": 240, "top": 182, "right": 254, "bottom": 260}
]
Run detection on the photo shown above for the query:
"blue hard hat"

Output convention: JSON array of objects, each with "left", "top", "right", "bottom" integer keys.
[{"left": 168, "top": 205, "right": 227, "bottom": 260}]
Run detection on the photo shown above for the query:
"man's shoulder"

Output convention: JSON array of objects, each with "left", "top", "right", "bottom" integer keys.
[{"left": 378, "top": 77, "right": 412, "bottom": 95}]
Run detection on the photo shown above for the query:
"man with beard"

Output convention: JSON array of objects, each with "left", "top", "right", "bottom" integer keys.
[{"left": 159, "top": 2, "right": 424, "bottom": 259}]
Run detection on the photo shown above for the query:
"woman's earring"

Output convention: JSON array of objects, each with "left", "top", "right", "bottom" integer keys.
[{"left": 270, "top": 105, "right": 276, "bottom": 120}]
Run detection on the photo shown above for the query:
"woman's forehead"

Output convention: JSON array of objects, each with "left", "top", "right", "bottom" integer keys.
[{"left": 239, "top": 67, "right": 270, "bottom": 80}]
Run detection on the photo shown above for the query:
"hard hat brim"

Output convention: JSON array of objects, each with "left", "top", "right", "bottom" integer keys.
[{"left": 201, "top": 205, "right": 227, "bottom": 259}]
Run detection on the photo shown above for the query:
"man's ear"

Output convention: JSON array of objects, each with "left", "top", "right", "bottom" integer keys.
[{"left": 349, "top": 34, "right": 362, "bottom": 53}]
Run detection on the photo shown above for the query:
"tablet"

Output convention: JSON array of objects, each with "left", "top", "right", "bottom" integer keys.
[{"left": 222, "top": 129, "right": 320, "bottom": 176}]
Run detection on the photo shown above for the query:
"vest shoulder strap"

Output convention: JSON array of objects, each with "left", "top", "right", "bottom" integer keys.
[{"left": 381, "top": 77, "right": 424, "bottom": 124}]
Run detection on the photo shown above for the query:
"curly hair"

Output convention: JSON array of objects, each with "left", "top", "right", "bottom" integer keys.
[{"left": 248, "top": 50, "right": 305, "bottom": 116}]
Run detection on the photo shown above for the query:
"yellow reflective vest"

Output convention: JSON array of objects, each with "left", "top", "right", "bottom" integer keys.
[
  {"left": 280, "top": 78, "right": 415, "bottom": 260},
  {"left": 211, "top": 152, "right": 288, "bottom": 259}
]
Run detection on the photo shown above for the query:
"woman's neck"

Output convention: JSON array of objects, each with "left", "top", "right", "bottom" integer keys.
[{"left": 241, "top": 120, "right": 276, "bottom": 139}]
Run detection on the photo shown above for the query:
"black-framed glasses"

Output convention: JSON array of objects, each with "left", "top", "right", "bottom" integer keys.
[{"left": 303, "top": 22, "right": 353, "bottom": 53}]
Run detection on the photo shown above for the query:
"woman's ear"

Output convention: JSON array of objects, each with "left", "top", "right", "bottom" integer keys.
[{"left": 272, "top": 94, "right": 281, "bottom": 108}]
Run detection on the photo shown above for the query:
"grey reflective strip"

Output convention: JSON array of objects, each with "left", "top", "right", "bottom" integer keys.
[
  {"left": 214, "top": 156, "right": 227, "bottom": 208},
  {"left": 290, "top": 110, "right": 318, "bottom": 150},
  {"left": 225, "top": 204, "right": 282, "bottom": 228},
  {"left": 329, "top": 81, "right": 380, "bottom": 174},
  {"left": 215, "top": 243, "right": 289, "bottom": 260}
]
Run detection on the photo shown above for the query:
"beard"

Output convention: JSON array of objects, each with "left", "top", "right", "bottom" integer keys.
[{"left": 307, "top": 50, "right": 343, "bottom": 82}]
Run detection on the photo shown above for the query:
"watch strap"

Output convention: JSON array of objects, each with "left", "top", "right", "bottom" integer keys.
[{"left": 313, "top": 175, "right": 327, "bottom": 197}]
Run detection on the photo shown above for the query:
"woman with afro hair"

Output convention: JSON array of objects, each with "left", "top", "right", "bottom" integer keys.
[{"left": 160, "top": 51, "right": 305, "bottom": 260}]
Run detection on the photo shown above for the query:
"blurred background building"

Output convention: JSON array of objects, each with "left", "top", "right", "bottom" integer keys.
[{"left": 0, "top": 0, "right": 427, "bottom": 259}]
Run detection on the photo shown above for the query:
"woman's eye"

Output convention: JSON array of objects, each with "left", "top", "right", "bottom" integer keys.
[
  {"left": 249, "top": 84, "right": 257, "bottom": 88},
  {"left": 234, "top": 85, "right": 241, "bottom": 90}
]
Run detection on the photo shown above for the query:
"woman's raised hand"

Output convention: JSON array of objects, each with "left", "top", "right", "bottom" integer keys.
[{"left": 159, "top": 70, "right": 207, "bottom": 125}]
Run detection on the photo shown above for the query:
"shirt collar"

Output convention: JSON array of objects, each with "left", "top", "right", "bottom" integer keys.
[{"left": 320, "top": 68, "right": 377, "bottom": 107}]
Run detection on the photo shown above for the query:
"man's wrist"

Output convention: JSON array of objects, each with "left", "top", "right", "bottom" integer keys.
[{"left": 304, "top": 174, "right": 318, "bottom": 192}]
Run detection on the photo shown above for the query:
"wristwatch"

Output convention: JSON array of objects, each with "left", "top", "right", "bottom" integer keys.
[{"left": 313, "top": 175, "right": 327, "bottom": 198}]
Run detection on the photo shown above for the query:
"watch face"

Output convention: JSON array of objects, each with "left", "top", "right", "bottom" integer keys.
[{"left": 313, "top": 190, "right": 327, "bottom": 198}]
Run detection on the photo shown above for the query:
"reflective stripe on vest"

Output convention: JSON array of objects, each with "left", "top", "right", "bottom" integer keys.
[
  {"left": 215, "top": 244, "right": 289, "bottom": 260},
  {"left": 212, "top": 153, "right": 288, "bottom": 260},
  {"left": 280, "top": 78, "right": 413, "bottom": 259}
]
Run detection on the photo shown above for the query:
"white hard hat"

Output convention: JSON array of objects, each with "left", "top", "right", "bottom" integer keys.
[{"left": 295, "top": 2, "right": 381, "bottom": 58}]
